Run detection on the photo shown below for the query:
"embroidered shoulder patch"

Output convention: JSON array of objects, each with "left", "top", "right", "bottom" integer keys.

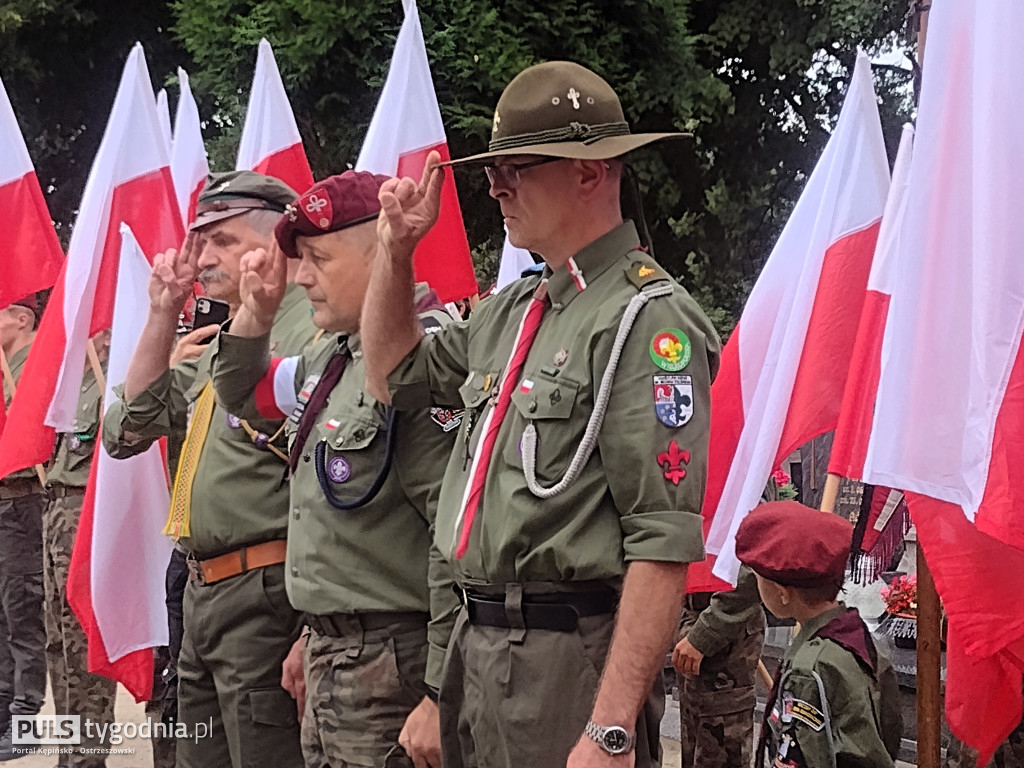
[
  {"left": 653, "top": 374, "right": 693, "bottom": 427},
  {"left": 650, "top": 328, "right": 692, "bottom": 372},
  {"left": 782, "top": 694, "right": 825, "bottom": 731}
]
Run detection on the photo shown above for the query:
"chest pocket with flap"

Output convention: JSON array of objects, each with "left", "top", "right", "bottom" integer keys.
[
  {"left": 509, "top": 373, "right": 581, "bottom": 481},
  {"left": 313, "top": 414, "right": 391, "bottom": 509}
]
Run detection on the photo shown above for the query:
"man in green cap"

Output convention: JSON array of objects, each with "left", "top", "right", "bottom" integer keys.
[
  {"left": 0, "top": 292, "right": 48, "bottom": 757},
  {"left": 103, "top": 171, "right": 318, "bottom": 768},
  {"left": 361, "top": 61, "right": 721, "bottom": 767},
  {"left": 210, "top": 170, "right": 459, "bottom": 768}
]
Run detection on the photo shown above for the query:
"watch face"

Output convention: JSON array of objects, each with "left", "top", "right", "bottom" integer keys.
[{"left": 603, "top": 727, "right": 629, "bottom": 754}]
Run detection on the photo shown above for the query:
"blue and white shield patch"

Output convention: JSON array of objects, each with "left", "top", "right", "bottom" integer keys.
[{"left": 653, "top": 374, "right": 693, "bottom": 428}]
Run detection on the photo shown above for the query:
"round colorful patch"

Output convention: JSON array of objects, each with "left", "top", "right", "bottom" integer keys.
[
  {"left": 650, "top": 329, "right": 691, "bottom": 372},
  {"left": 327, "top": 456, "right": 351, "bottom": 484}
]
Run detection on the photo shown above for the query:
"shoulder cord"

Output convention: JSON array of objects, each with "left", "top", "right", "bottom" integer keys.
[
  {"left": 521, "top": 281, "right": 673, "bottom": 498},
  {"left": 314, "top": 407, "right": 397, "bottom": 511}
]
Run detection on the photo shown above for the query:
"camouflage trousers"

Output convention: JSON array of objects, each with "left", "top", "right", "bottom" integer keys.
[
  {"left": 440, "top": 595, "right": 664, "bottom": 768},
  {"left": 177, "top": 563, "right": 304, "bottom": 768},
  {"left": 301, "top": 613, "right": 429, "bottom": 768},
  {"left": 677, "top": 606, "right": 764, "bottom": 768},
  {"left": 0, "top": 488, "right": 48, "bottom": 721},
  {"left": 43, "top": 492, "right": 117, "bottom": 768}
]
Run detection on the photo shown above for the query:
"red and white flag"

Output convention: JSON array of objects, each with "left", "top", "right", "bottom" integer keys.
[
  {"left": 838, "top": 2, "right": 1024, "bottom": 758},
  {"left": 236, "top": 39, "right": 314, "bottom": 196},
  {"left": 829, "top": 124, "right": 913, "bottom": 479},
  {"left": 171, "top": 68, "right": 209, "bottom": 227},
  {"left": 67, "top": 225, "right": 173, "bottom": 701},
  {"left": 0, "top": 72, "right": 64, "bottom": 312},
  {"left": 495, "top": 230, "right": 535, "bottom": 292},
  {"left": 356, "top": 0, "right": 477, "bottom": 302},
  {"left": 0, "top": 43, "right": 183, "bottom": 479},
  {"left": 691, "top": 52, "right": 890, "bottom": 591}
]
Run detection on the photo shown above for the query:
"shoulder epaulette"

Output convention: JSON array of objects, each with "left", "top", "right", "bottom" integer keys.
[{"left": 625, "top": 257, "right": 672, "bottom": 291}]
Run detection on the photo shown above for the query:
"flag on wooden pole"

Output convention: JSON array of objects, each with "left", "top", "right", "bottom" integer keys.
[
  {"left": 0, "top": 43, "right": 183, "bottom": 479},
  {"left": 832, "top": 2, "right": 1024, "bottom": 758},
  {"left": 67, "top": 225, "right": 173, "bottom": 701},
  {"left": 236, "top": 39, "right": 314, "bottom": 195},
  {"left": 356, "top": 0, "right": 477, "bottom": 302},
  {"left": 692, "top": 52, "right": 890, "bottom": 591}
]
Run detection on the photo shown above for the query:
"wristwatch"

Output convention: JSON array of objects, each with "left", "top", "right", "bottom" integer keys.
[{"left": 584, "top": 720, "right": 636, "bottom": 755}]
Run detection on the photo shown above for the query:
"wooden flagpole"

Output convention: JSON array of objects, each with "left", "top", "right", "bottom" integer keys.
[
  {"left": 85, "top": 338, "right": 107, "bottom": 393},
  {"left": 0, "top": 345, "right": 47, "bottom": 487}
]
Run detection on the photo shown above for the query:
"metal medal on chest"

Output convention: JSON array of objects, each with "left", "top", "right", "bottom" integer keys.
[{"left": 653, "top": 374, "right": 693, "bottom": 427}]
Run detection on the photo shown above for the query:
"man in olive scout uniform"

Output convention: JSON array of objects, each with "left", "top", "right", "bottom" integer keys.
[
  {"left": 102, "top": 172, "right": 317, "bottom": 768},
  {"left": 735, "top": 501, "right": 902, "bottom": 768},
  {"left": 210, "top": 171, "right": 458, "bottom": 768},
  {"left": 42, "top": 331, "right": 117, "bottom": 768},
  {"left": 360, "top": 61, "right": 721, "bottom": 767},
  {"left": 0, "top": 293, "right": 48, "bottom": 757}
]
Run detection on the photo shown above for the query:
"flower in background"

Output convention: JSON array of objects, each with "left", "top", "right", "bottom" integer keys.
[
  {"left": 880, "top": 574, "right": 918, "bottom": 617},
  {"left": 772, "top": 468, "right": 798, "bottom": 500}
]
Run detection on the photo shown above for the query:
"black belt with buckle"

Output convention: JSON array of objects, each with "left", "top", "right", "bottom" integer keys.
[
  {"left": 305, "top": 611, "right": 428, "bottom": 638},
  {"left": 459, "top": 587, "right": 619, "bottom": 632}
]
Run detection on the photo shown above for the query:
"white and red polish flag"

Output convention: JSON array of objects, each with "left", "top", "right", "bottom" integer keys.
[
  {"left": 236, "top": 39, "right": 314, "bottom": 196},
  {"left": 834, "top": 1, "right": 1024, "bottom": 758},
  {"left": 495, "top": 228, "right": 535, "bottom": 292},
  {"left": 0, "top": 72, "right": 64, "bottom": 313},
  {"left": 0, "top": 43, "right": 183, "bottom": 479},
  {"left": 67, "top": 225, "right": 173, "bottom": 701},
  {"left": 355, "top": 0, "right": 477, "bottom": 302},
  {"left": 171, "top": 68, "right": 209, "bottom": 227},
  {"left": 688, "top": 51, "right": 890, "bottom": 592}
]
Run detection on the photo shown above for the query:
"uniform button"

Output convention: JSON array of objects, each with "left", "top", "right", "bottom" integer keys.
[
  {"left": 352, "top": 430, "right": 364, "bottom": 441},
  {"left": 303, "top": 455, "right": 311, "bottom": 463},
  {"left": 293, "top": 510, "right": 300, "bottom": 520},
  {"left": 528, "top": 401, "right": 537, "bottom": 413},
  {"left": 81, "top": 386, "right": 88, "bottom": 393},
  {"left": 291, "top": 567, "right": 300, "bottom": 577}
]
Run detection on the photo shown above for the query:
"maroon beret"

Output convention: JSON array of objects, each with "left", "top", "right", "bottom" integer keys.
[
  {"left": 734, "top": 501, "right": 853, "bottom": 588},
  {"left": 275, "top": 171, "right": 391, "bottom": 258}
]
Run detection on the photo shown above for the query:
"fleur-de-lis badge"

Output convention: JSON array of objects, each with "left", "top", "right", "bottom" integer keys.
[
  {"left": 657, "top": 440, "right": 690, "bottom": 485},
  {"left": 567, "top": 88, "right": 581, "bottom": 109},
  {"left": 305, "top": 194, "right": 328, "bottom": 213},
  {"left": 493, "top": 111, "right": 501, "bottom": 133}
]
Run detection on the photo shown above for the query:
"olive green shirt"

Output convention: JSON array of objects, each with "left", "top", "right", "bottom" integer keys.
[
  {"left": 767, "top": 604, "right": 902, "bottom": 768},
  {"left": 3, "top": 343, "right": 41, "bottom": 483},
  {"left": 212, "top": 291, "right": 459, "bottom": 688},
  {"left": 388, "top": 221, "right": 721, "bottom": 584},
  {"left": 685, "top": 566, "right": 765, "bottom": 658},
  {"left": 47, "top": 366, "right": 104, "bottom": 488},
  {"left": 102, "top": 283, "right": 317, "bottom": 558}
]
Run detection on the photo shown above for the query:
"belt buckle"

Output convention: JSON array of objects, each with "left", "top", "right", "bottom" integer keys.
[{"left": 186, "top": 554, "right": 206, "bottom": 585}]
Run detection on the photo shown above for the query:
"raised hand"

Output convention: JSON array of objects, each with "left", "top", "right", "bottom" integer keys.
[
  {"left": 239, "top": 238, "right": 288, "bottom": 327},
  {"left": 377, "top": 150, "right": 446, "bottom": 261},
  {"left": 149, "top": 232, "right": 202, "bottom": 317}
]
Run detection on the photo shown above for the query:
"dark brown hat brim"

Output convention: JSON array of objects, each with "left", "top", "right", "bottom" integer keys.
[{"left": 442, "top": 132, "right": 690, "bottom": 167}]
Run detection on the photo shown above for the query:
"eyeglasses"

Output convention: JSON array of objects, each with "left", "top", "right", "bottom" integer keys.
[{"left": 484, "top": 157, "right": 563, "bottom": 189}]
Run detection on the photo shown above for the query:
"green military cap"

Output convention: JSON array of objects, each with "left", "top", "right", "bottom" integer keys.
[
  {"left": 190, "top": 171, "right": 298, "bottom": 230},
  {"left": 446, "top": 61, "right": 690, "bottom": 166}
]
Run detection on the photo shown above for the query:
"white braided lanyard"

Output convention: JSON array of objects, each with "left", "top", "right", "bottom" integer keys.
[{"left": 521, "top": 281, "right": 674, "bottom": 498}]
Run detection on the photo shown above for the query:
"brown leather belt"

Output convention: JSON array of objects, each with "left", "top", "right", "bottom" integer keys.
[{"left": 187, "top": 540, "right": 287, "bottom": 586}]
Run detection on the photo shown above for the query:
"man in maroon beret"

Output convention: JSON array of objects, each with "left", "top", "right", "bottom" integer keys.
[
  {"left": 0, "top": 292, "right": 47, "bottom": 754},
  {"left": 210, "top": 170, "right": 458, "bottom": 768},
  {"left": 735, "top": 501, "right": 902, "bottom": 768}
]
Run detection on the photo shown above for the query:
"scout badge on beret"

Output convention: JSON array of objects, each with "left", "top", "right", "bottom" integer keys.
[
  {"left": 275, "top": 170, "right": 391, "bottom": 258},
  {"left": 190, "top": 171, "right": 297, "bottom": 230},
  {"left": 445, "top": 61, "right": 690, "bottom": 166}
]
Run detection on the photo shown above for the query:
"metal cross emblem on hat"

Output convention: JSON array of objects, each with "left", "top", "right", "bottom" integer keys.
[
  {"left": 493, "top": 111, "right": 501, "bottom": 133},
  {"left": 567, "top": 88, "right": 581, "bottom": 109}
]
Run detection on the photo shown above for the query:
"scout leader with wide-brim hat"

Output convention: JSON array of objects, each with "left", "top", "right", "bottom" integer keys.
[
  {"left": 444, "top": 60, "right": 690, "bottom": 165},
  {"left": 363, "top": 59, "right": 720, "bottom": 768}
]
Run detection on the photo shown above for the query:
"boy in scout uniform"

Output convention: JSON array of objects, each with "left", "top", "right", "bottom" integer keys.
[
  {"left": 734, "top": 501, "right": 902, "bottom": 768},
  {"left": 210, "top": 170, "right": 458, "bottom": 768},
  {"left": 0, "top": 293, "right": 48, "bottom": 757},
  {"left": 361, "top": 62, "right": 721, "bottom": 767},
  {"left": 102, "top": 172, "right": 317, "bottom": 768},
  {"left": 42, "top": 331, "right": 117, "bottom": 768}
]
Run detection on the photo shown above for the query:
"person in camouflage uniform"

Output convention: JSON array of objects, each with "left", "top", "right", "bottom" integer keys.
[
  {"left": 42, "top": 331, "right": 117, "bottom": 768},
  {"left": 0, "top": 293, "right": 47, "bottom": 759},
  {"left": 945, "top": 706, "right": 1024, "bottom": 768},
  {"left": 673, "top": 565, "right": 765, "bottom": 768}
]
